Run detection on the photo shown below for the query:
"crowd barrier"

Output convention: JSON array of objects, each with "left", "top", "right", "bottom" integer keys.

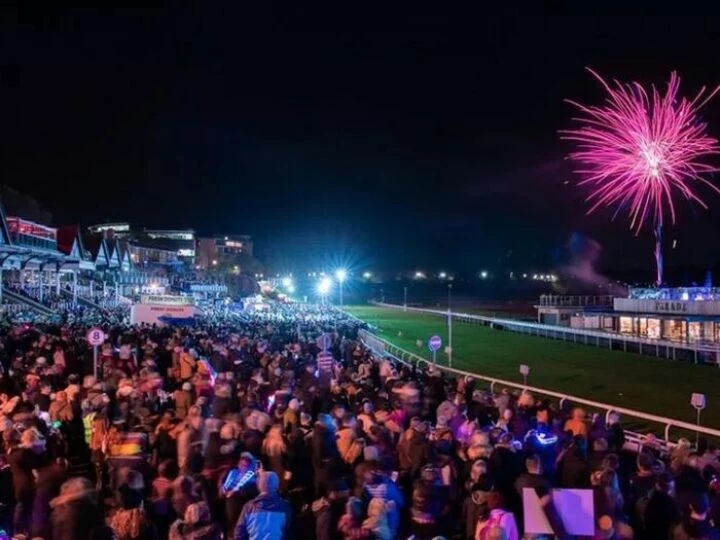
[
  {"left": 356, "top": 328, "right": 720, "bottom": 448},
  {"left": 371, "top": 302, "right": 720, "bottom": 365}
]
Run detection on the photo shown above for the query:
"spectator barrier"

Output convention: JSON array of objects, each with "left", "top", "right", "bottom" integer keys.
[
  {"left": 372, "top": 301, "right": 720, "bottom": 365},
  {"left": 356, "top": 328, "right": 720, "bottom": 449}
]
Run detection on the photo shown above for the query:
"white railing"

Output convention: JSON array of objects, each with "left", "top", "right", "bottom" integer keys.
[
  {"left": 357, "top": 328, "right": 720, "bottom": 445},
  {"left": 373, "top": 302, "right": 720, "bottom": 362}
]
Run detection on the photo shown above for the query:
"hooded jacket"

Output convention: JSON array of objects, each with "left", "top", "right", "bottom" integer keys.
[{"left": 233, "top": 493, "right": 292, "bottom": 540}]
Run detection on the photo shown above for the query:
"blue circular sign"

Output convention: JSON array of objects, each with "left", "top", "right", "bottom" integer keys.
[{"left": 428, "top": 335, "right": 442, "bottom": 352}]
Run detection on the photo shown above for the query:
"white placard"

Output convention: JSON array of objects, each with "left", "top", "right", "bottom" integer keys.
[{"left": 523, "top": 488, "right": 594, "bottom": 536}]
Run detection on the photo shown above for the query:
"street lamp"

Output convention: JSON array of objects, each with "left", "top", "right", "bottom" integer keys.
[
  {"left": 335, "top": 269, "right": 347, "bottom": 306},
  {"left": 317, "top": 277, "right": 332, "bottom": 304},
  {"left": 282, "top": 277, "right": 293, "bottom": 288},
  {"left": 439, "top": 271, "right": 447, "bottom": 279}
]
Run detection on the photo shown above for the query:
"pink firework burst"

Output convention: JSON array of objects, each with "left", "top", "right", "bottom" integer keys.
[{"left": 561, "top": 69, "right": 720, "bottom": 233}]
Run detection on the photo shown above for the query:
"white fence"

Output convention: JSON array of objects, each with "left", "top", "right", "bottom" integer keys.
[
  {"left": 357, "top": 327, "right": 720, "bottom": 446},
  {"left": 372, "top": 302, "right": 720, "bottom": 365}
]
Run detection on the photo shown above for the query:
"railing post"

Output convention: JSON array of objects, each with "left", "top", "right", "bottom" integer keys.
[{"left": 664, "top": 424, "right": 671, "bottom": 443}]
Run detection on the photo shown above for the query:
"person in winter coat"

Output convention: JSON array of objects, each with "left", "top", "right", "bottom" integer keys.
[
  {"left": 336, "top": 415, "right": 365, "bottom": 466},
  {"left": 49, "top": 477, "right": 109, "bottom": 540},
  {"left": 564, "top": 408, "right": 587, "bottom": 438},
  {"left": 644, "top": 472, "right": 678, "bottom": 540},
  {"left": 397, "top": 418, "right": 431, "bottom": 479},
  {"left": 337, "top": 497, "right": 370, "bottom": 539},
  {"left": 233, "top": 471, "right": 292, "bottom": 540},
  {"left": 672, "top": 492, "right": 720, "bottom": 540},
  {"left": 109, "top": 471, "right": 158, "bottom": 540},
  {"left": 150, "top": 460, "right": 178, "bottom": 539},
  {"left": 221, "top": 452, "right": 259, "bottom": 538},
  {"left": 283, "top": 398, "right": 300, "bottom": 434},
  {"left": 361, "top": 469, "right": 404, "bottom": 536},
  {"left": 49, "top": 390, "right": 74, "bottom": 422},
  {"left": 362, "top": 497, "right": 394, "bottom": 540},
  {"left": 410, "top": 466, "right": 444, "bottom": 538},
  {"left": 557, "top": 436, "right": 590, "bottom": 489},
  {"left": 463, "top": 487, "right": 491, "bottom": 540},
  {"left": 262, "top": 424, "right": 292, "bottom": 490},
  {"left": 5, "top": 427, "right": 35, "bottom": 536},
  {"left": 474, "top": 491, "right": 519, "bottom": 540},
  {"left": 179, "top": 349, "right": 196, "bottom": 382},
  {"left": 488, "top": 433, "right": 523, "bottom": 513},
  {"left": 176, "top": 410, "right": 203, "bottom": 473},
  {"left": 169, "top": 501, "right": 221, "bottom": 540},
  {"left": 313, "top": 414, "right": 342, "bottom": 497},
  {"left": 312, "top": 479, "right": 350, "bottom": 540},
  {"left": 175, "top": 383, "right": 194, "bottom": 420}
]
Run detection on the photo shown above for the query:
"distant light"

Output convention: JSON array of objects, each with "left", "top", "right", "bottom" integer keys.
[
  {"left": 480, "top": 270, "right": 488, "bottom": 279},
  {"left": 439, "top": 271, "right": 447, "bottom": 279},
  {"left": 335, "top": 269, "right": 347, "bottom": 283},
  {"left": 523, "top": 273, "right": 527, "bottom": 278},
  {"left": 320, "top": 271, "right": 325, "bottom": 276},
  {"left": 362, "top": 271, "right": 372, "bottom": 279},
  {"left": 287, "top": 285, "right": 295, "bottom": 294},
  {"left": 414, "top": 271, "right": 426, "bottom": 279},
  {"left": 212, "top": 259, "right": 218, "bottom": 266},
  {"left": 282, "top": 277, "right": 293, "bottom": 288},
  {"left": 317, "top": 277, "right": 332, "bottom": 295},
  {"left": 224, "top": 236, "right": 228, "bottom": 241}
]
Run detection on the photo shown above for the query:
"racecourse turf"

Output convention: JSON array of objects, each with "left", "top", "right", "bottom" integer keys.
[{"left": 346, "top": 305, "right": 720, "bottom": 431}]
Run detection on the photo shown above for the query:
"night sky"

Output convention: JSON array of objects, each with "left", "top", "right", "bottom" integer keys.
[{"left": 3, "top": 7, "right": 720, "bottom": 279}]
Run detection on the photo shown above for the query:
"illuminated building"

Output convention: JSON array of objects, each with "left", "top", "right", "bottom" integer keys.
[
  {"left": 196, "top": 235, "right": 254, "bottom": 270},
  {"left": 537, "top": 287, "right": 720, "bottom": 345}
]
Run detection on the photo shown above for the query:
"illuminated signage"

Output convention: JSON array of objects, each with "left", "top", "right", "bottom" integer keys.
[
  {"left": 225, "top": 240, "right": 243, "bottom": 248},
  {"left": 177, "top": 249, "right": 195, "bottom": 257},
  {"left": 654, "top": 301, "right": 688, "bottom": 313},
  {"left": 141, "top": 295, "right": 194, "bottom": 306}
]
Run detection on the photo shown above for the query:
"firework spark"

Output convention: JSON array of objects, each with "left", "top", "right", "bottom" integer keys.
[{"left": 561, "top": 69, "right": 720, "bottom": 233}]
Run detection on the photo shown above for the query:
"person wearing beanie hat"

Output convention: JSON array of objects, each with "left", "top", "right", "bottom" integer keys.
[{"left": 233, "top": 471, "right": 292, "bottom": 540}]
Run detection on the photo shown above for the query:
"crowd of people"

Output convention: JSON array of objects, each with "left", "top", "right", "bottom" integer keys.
[{"left": 0, "top": 301, "right": 718, "bottom": 539}]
